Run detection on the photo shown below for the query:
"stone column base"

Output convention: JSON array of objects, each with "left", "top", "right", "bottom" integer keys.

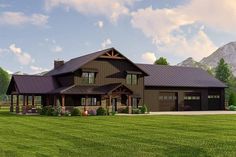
[
  {"left": 10, "top": 105, "right": 14, "bottom": 112},
  {"left": 128, "top": 106, "right": 132, "bottom": 114},
  {"left": 61, "top": 106, "right": 65, "bottom": 114},
  {"left": 16, "top": 106, "right": 20, "bottom": 113}
]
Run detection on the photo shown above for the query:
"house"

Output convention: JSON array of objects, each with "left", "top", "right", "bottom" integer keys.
[{"left": 6, "top": 48, "right": 227, "bottom": 114}]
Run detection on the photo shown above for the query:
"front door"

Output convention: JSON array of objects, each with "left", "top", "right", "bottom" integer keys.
[{"left": 112, "top": 98, "right": 117, "bottom": 112}]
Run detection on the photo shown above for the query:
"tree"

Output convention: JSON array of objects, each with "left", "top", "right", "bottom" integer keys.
[
  {"left": 215, "top": 58, "right": 231, "bottom": 83},
  {"left": 154, "top": 57, "right": 169, "bottom": 65},
  {"left": 228, "top": 92, "right": 236, "bottom": 106},
  {"left": 0, "top": 68, "right": 10, "bottom": 99}
]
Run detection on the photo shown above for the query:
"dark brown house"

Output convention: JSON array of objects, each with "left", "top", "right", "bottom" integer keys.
[{"left": 6, "top": 48, "right": 227, "bottom": 114}]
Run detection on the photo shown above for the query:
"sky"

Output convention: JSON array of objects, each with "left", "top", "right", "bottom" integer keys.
[{"left": 0, "top": 0, "right": 236, "bottom": 74}]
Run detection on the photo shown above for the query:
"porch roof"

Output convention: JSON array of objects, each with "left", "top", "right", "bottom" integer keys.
[{"left": 52, "top": 83, "right": 133, "bottom": 95}]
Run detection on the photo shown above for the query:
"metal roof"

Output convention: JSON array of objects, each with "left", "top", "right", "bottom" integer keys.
[
  {"left": 136, "top": 64, "right": 227, "bottom": 88},
  {"left": 45, "top": 47, "right": 148, "bottom": 76},
  {"left": 7, "top": 75, "right": 58, "bottom": 95}
]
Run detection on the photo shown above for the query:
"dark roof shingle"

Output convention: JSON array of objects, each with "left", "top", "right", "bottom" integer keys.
[{"left": 137, "top": 64, "right": 227, "bottom": 88}]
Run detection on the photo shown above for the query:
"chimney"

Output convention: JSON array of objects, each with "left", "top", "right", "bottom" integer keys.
[{"left": 54, "top": 60, "right": 64, "bottom": 69}]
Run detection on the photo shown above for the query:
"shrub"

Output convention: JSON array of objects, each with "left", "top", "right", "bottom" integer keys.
[
  {"left": 71, "top": 107, "right": 81, "bottom": 116},
  {"left": 229, "top": 92, "right": 236, "bottom": 106},
  {"left": 46, "top": 106, "right": 54, "bottom": 116},
  {"left": 121, "top": 107, "right": 129, "bottom": 113},
  {"left": 139, "top": 105, "right": 148, "bottom": 114},
  {"left": 132, "top": 109, "right": 140, "bottom": 114},
  {"left": 64, "top": 110, "right": 71, "bottom": 116},
  {"left": 40, "top": 106, "right": 50, "bottom": 115},
  {"left": 88, "top": 109, "right": 97, "bottom": 116},
  {"left": 96, "top": 107, "right": 107, "bottom": 116},
  {"left": 229, "top": 105, "right": 236, "bottom": 111}
]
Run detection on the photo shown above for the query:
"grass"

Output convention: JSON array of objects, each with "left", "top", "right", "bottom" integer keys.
[{"left": 0, "top": 110, "right": 236, "bottom": 157}]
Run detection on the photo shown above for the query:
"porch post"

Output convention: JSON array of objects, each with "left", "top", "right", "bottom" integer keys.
[
  {"left": 23, "top": 95, "right": 26, "bottom": 114},
  {"left": 32, "top": 95, "right": 35, "bottom": 107},
  {"left": 61, "top": 95, "right": 65, "bottom": 114},
  {"left": 16, "top": 95, "right": 19, "bottom": 113},
  {"left": 10, "top": 94, "right": 14, "bottom": 112},
  {"left": 84, "top": 95, "right": 87, "bottom": 111},
  {"left": 128, "top": 95, "right": 132, "bottom": 114},
  {"left": 53, "top": 95, "right": 57, "bottom": 107},
  {"left": 46, "top": 95, "right": 50, "bottom": 106},
  {"left": 109, "top": 95, "right": 112, "bottom": 113}
]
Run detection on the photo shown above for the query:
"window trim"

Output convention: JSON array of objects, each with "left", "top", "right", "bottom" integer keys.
[
  {"left": 81, "top": 72, "right": 95, "bottom": 84},
  {"left": 126, "top": 74, "right": 138, "bottom": 85}
]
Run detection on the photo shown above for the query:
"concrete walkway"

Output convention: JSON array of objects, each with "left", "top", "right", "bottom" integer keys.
[{"left": 117, "top": 111, "right": 236, "bottom": 116}]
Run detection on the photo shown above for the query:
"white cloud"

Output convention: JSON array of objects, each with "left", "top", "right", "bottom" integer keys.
[
  {"left": 95, "top": 20, "right": 104, "bottom": 28},
  {"left": 51, "top": 45, "right": 63, "bottom": 52},
  {"left": 101, "top": 38, "right": 112, "bottom": 49},
  {"left": 30, "top": 65, "right": 49, "bottom": 74},
  {"left": 131, "top": 0, "right": 236, "bottom": 61},
  {"left": 9, "top": 44, "right": 33, "bottom": 65},
  {"left": 45, "top": 0, "right": 135, "bottom": 22},
  {"left": 0, "top": 12, "right": 49, "bottom": 26},
  {"left": 141, "top": 52, "right": 156, "bottom": 63}
]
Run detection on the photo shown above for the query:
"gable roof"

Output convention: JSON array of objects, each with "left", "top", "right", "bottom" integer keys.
[
  {"left": 6, "top": 75, "right": 58, "bottom": 95},
  {"left": 45, "top": 48, "right": 148, "bottom": 76},
  {"left": 136, "top": 64, "right": 227, "bottom": 88}
]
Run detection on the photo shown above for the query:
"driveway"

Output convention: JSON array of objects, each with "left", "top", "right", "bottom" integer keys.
[{"left": 117, "top": 111, "right": 236, "bottom": 116}]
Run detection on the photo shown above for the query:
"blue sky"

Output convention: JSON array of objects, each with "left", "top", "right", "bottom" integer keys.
[{"left": 0, "top": 0, "right": 236, "bottom": 74}]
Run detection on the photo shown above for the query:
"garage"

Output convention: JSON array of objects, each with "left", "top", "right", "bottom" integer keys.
[
  {"left": 208, "top": 94, "right": 221, "bottom": 110},
  {"left": 184, "top": 93, "right": 201, "bottom": 111},
  {"left": 158, "top": 92, "right": 178, "bottom": 111}
]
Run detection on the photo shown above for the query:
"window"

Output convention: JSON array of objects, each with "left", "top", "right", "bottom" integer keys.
[
  {"left": 81, "top": 97, "right": 97, "bottom": 106},
  {"left": 208, "top": 95, "right": 220, "bottom": 99},
  {"left": 126, "top": 74, "right": 138, "bottom": 85},
  {"left": 184, "top": 96, "right": 200, "bottom": 100},
  {"left": 82, "top": 72, "right": 95, "bottom": 84},
  {"left": 132, "top": 98, "right": 138, "bottom": 108}
]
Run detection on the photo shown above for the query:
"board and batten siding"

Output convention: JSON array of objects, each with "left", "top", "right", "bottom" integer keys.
[{"left": 73, "top": 58, "right": 145, "bottom": 106}]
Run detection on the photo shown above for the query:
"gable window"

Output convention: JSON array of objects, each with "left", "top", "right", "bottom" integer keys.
[
  {"left": 82, "top": 72, "right": 95, "bottom": 84},
  {"left": 126, "top": 74, "right": 138, "bottom": 85}
]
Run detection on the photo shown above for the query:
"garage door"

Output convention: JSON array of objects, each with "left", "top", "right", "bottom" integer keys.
[
  {"left": 208, "top": 94, "right": 221, "bottom": 110},
  {"left": 184, "top": 93, "right": 201, "bottom": 111},
  {"left": 158, "top": 92, "right": 178, "bottom": 111}
]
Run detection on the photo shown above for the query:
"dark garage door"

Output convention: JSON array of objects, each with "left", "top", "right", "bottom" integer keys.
[
  {"left": 158, "top": 92, "right": 178, "bottom": 111},
  {"left": 208, "top": 94, "right": 221, "bottom": 110},
  {"left": 184, "top": 93, "right": 201, "bottom": 111}
]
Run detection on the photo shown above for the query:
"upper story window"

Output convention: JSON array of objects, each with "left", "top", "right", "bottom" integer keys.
[
  {"left": 126, "top": 74, "right": 137, "bottom": 85},
  {"left": 82, "top": 72, "right": 95, "bottom": 84}
]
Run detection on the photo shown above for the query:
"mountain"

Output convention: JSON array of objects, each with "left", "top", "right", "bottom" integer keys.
[
  {"left": 177, "top": 41, "right": 236, "bottom": 76},
  {"left": 177, "top": 57, "right": 209, "bottom": 70},
  {"left": 200, "top": 42, "right": 236, "bottom": 75}
]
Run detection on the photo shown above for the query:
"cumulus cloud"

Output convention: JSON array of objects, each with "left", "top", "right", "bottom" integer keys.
[
  {"left": 101, "top": 38, "right": 112, "bottom": 49},
  {"left": 51, "top": 45, "right": 63, "bottom": 52},
  {"left": 45, "top": 0, "right": 135, "bottom": 22},
  {"left": 141, "top": 52, "right": 156, "bottom": 63},
  {"left": 95, "top": 20, "right": 104, "bottom": 28},
  {"left": 30, "top": 65, "right": 49, "bottom": 74},
  {"left": 131, "top": 0, "right": 236, "bottom": 61},
  {"left": 0, "top": 12, "right": 49, "bottom": 26},
  {"left": 9, "top": 44, "right": 33, "bottom": 65}
]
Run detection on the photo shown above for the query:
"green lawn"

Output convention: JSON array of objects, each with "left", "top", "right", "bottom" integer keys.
[{"left": 0, "top": 110, "right": 236, "bottom": 157}]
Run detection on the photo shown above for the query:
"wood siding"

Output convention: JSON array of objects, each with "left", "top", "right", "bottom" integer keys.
[{"left": 74, "top": 58, "right": 145, "bottom": 106}]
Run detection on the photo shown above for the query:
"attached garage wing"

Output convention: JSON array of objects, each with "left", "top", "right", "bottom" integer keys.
[
  {"left": 184, "top": 92, "right": 201, "bottom": 111},
  {"left": 158, "top": 92, "right": 178, "bottom": 111}
]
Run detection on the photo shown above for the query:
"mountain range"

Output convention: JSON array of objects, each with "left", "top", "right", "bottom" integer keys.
[{"left": 177, "top": 42, "right": 236, "bottom": 76}]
